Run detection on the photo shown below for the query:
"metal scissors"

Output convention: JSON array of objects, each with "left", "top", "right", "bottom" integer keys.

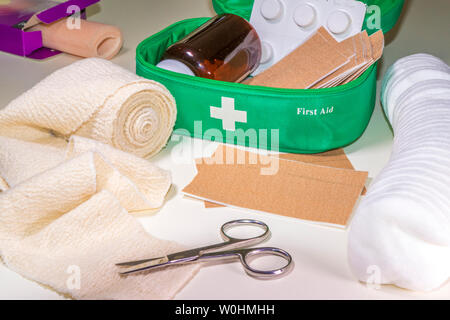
[{"left": 116, "top": 219, "right": 293, "bottom": 279}]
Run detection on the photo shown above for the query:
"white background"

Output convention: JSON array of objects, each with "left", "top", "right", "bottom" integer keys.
[{"left": 0, "top": 0, "right": 449, "bottom": 299}]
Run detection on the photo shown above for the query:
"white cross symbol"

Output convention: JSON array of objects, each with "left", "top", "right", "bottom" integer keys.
[{"left": 210, "top": 97, "right": 247, "bottom": 131}]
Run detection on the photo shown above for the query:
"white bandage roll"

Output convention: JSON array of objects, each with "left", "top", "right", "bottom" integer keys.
[
  {"left": 0, "top": 58, "right": 177, "bottom": 158},
  {"left": 348, "top": 54, "right": 450, "bottom": 292}
]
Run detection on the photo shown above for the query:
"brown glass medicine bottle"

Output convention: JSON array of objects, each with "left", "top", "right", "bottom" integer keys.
[{"left": 157, "top": 14, "right": 262, "bottom": 83}]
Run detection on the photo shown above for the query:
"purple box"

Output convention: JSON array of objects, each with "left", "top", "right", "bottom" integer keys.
[{"left": 0, "top": 0, "right": 100, "bottom": 59}]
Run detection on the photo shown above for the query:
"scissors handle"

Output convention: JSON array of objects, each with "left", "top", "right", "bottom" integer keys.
[
  {"left": 203, "top": 219, "right": 293, "bottom": 279},
  {"left": 198, "top": 219, "right": 271, "bottom": 256},
  {"left": 241, "top": 247, "right": 293, "bottom": 279},
  {"left": 199, "top": 247, "right": 293, "bottom": 279}
]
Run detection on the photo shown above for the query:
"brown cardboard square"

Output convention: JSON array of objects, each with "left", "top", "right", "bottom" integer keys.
[
  {"left": 278, "top": 148, "right": 355, "bottom": 169},
  {"left": 204, "top": 200, "right": 225, "bottom": 208},
  {"left": 200, "top": 147, "right": 359, "bottom": 208},
  {"left": 312, "top": 31, "right": 371, "bottom": 88},
  {"left": 248, "top": 27, "right": 352, "bottom": 89},
  {"left": 343, "top": 30, "right": 384, "bottom": 84},
  {"left": 185, "top": 146, "right": 368, "bottom": 227}
]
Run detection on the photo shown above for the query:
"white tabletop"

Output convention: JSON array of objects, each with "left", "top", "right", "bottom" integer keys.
[{"left": 0, "top": 0, "right": 449, "bottom": 300}]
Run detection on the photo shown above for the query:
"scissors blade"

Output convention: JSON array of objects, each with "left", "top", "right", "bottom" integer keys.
[
  {"left": 116, "top": 256, "right": 167, "bottom": 267},
  {"left": 116, "top": 239, "right": 238, "bottom": 275},
  {"left": 116, "top": 247, "right": 205, "bottom": 275},
  {"left": 117, "top": 256, "right": 170, "bottom": 275}
]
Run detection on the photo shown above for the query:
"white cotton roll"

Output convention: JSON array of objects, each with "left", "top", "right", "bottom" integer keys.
[
  {"left": 383, "top": 68, "right": 450, "bottom": 121},
  {"left": 381, "top": 54, "right": 449, "bottom": 117},
  {"left": 349, "top": 198, "right": 450, "bottom": 292},
  {"left": 381, "top": 54, "right": 448, "bottom": 101},
  {"left": 389, "top": 107, "right": 450, "bottom": 139},
  {"left": 348, "top": 54, "right": 450, "bottom": 292},
  {"left": 392, "top": 81, "right": 450, "bottom": 123}
]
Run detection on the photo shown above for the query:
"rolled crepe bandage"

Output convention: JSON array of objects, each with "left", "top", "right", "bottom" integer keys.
[
  {"left": 29, "top": 18, "right": 123, "bottom": 60},
  {"left": 75, "top": 80, "right": 177, "bottom": 158},
  {"left": 0, "top": 58, "right": 196, "bottom": 299},
  {"left": 0, "top": 58, "right": 177, "bottom": 158},
  {"left": 348, "top": 54, "right": 450, "bottom": 292}
]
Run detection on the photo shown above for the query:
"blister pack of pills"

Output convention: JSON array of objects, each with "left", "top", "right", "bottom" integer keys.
[{"left": 250, "top": 0, "right": 367, "bottom": 75}]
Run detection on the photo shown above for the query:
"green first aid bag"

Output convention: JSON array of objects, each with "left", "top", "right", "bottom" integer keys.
[{"left": 136, "top": 0, "right": 405, "bottom": 153}]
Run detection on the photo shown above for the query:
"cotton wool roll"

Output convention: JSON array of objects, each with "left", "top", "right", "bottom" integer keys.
[
  {"left": 382, "top": 68, "right": 450, "bottom": 120},
  {"left": 348, "top": 54, "right": 450, "bottom": 292},
  {"left": 381, "top": 54, "right": 447, "bottom": 91}
]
